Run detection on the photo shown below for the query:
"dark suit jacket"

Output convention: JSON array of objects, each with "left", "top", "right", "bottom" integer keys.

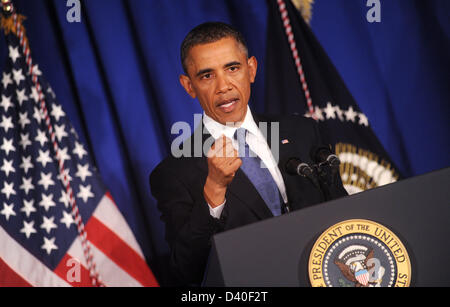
[{"left": 150, "top": 114, "right": 346, "bottom": 285}]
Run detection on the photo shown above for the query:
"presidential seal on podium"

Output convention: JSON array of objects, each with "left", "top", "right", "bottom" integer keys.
[{"left": 308, "top": 219, "right": 411, "bottom": 287}]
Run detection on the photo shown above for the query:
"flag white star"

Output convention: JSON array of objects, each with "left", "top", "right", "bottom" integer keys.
[
  {"left": 38, "top": 172, "right": 55, "bottom": 190},
  {"left": 324, "top": 102, "right": 336, "bottom": 119},
  {"left": 36, "top": 149, "right": 52, "bottom": 167},
  {"left": 12, "top": 68, "right": 25, "bottom": 85},
  {"left": 314, "top": 106, "right": 324, "bottom": 121},
  {"left": 33, "top": 106, "right": 44, "bottom": 124},
  {"left": 334, "top": 105, "right": 345, "bottom": 121},
  {"left": 70, "top": 127, "right": 78, "bottom": 138},
  {"left": 20, "top": 220, "right": 37, "bottom": 239},
  {"left": 8, "top": 45, "right": 20, "bottom": 63},
  {"left": 41, "top": 237, "right": 58, "bottom": 255},
  {"left": 54, "top": 124, "right": 68, "bottom": 142},
  {"left": 18, "top": 111, "right": 31, "bottom": 129},
  {"left": 358, "top": 113, "right": 369, "bottom": 127},
  {"left": 19, "top": 177, "right": 35, "bottom": 195},
  {"left": 60, "top": 210, "right": 75, "bottom": 229},
  {"left": 0, "top": 138, "right": 16, "bottom": 156},
  {"left": 31, "top": 64, "right": 42, "bottom": 76},
  {"left": 19, "top": 132, "right": 32, "bottom": 150},
  {"left": 30, "top": 87, "right": 40, "bottom": 103},
  {"left": 0, "top": 202, "right": 16, "bottom": 221},
  {"left": 345, "top": 106, "right": 357, "bottom": 122},
  {"left": 47, "top": 86, "right": 55, "bottom": 98},
  {"left": 59, "top": 190, "right": 71, "bottom": 208},
  {"left": 19, "top": 155, "right": 34, "bottom": 174},
  {"left": 0, "top": 115, "right": 14, "bottom": 133},
  {"left": 51, "top": 105, "right": 66, "bottom": 122},
  {"left": 56, "top": 147, "right": 71, "bottom": 166},
  {"left": 73, "top": 141, "right": 87, "bottom": 160},
  {"left": 1, "top": 158, "right": 15, "bottom": 177},
  {"left": 1, "top": 181, "right": 16, "bottom": 199},
  {"left": 57, "top": 168, "right": 72, "bottom": 185},
  {"left": 303, "top": 110, "right": 312, "bottom": 119},
  {"left": 75, "top": 163, "right": 92, "bottom": 182},
  {"left": 40, "top": 215, "right": 57, "bottom": 234},
  {"left": 35, "top": 129, "right": 48, "bottom": 147},
  {"left": 1, "top": 72, "right": 13, "bottom": 89},
  {"left": 0, "top": 94, "right": 13, "bottom": 112},
  {"left": 20, "top": 199, "right": 36, "bottom": 218},
  {"left": 39, "top": 193, "right": 56, "bottom": 212},
  {"left": 77, "top": 184, "right": 94, "bottom": 203},
  {"left": 16, "top": 88, "right": 28, "bottom": 106}
]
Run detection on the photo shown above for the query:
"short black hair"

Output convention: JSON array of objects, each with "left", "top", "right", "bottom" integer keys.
[{"left": 180, "top": 21, "right": 248, "bottom": 74}]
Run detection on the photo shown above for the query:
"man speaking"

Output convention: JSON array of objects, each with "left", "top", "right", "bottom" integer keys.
[{"left": 150, "top": 22, "right": 347, "bottom": 286}]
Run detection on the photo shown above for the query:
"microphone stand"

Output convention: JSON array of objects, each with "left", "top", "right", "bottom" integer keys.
[{"left": 314, "top": 161, "right": 348, "bottom": 201}]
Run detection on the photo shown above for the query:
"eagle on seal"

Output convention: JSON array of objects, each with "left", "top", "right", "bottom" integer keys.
[{"left": 334, "top": 246, "right": 375, "bottom": 287}]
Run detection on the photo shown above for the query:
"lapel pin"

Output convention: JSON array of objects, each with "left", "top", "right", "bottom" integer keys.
[{"left": 281, "top": 139, "right": 289, "bottom": 144}]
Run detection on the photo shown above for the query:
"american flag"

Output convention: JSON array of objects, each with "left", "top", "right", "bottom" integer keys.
[{"left": 0, "top": 12, "right": 158, "bottom": 287}]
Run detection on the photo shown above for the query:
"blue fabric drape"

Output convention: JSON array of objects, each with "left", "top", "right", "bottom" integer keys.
[
  {"left": 310, "top": 0, "right": 450, "bottom": 176},
  {"left": 1, "top": 0, "right": 448, "bottom": 285}
]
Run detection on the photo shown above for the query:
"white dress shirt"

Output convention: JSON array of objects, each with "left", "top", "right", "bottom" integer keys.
[{"left": 203, "top": 106, "right": 288, "bottom": 218}]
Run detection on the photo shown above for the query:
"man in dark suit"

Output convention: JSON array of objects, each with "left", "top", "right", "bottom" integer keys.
[{"left": 150, "top": 22, "right": 347, "bottom": 286}]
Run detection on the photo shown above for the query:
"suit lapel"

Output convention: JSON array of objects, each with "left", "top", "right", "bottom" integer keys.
[{"left": 255, "top": 114, "right": 298, "bottom": 195}]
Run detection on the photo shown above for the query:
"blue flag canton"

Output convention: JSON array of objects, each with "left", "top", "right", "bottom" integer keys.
[{"left": 0, "top": 35, "right": 106, "bottom": 270}]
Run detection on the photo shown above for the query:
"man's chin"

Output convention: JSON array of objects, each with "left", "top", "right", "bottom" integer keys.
[
  {"left": 216, "top": 112, "right": 246, "bottom": 126},
  {"left": 215, "top": 106, "right": 247, "bottom": 126}
]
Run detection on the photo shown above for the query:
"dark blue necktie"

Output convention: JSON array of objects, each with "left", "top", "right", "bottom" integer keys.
[{"left": 235, "top": 128, "right": 281, "bottom": 216}]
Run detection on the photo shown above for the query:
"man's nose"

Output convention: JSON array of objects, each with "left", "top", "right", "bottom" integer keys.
[{"left": 216, "top": 73, "right": 232, "bottom": 93}]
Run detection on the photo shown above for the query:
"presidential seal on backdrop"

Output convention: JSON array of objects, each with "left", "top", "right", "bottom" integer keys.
[{"left": 308, "top": 219, "right": 411, "bottom": 287}]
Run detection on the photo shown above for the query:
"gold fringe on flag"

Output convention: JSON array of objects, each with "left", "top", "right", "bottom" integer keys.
[
  {"left": 291, "top": 0, "right": 314, "bottom": 24},
  {"left": 335, "top": 143, "right": 399, "bottom": 195}
]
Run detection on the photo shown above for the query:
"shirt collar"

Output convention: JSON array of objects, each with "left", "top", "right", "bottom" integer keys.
[{"left": 203, "top": 105, "right": 260, "bottom": 140}]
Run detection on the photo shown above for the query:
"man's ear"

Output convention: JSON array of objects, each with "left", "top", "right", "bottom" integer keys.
[
  {"left": 247, "top": 56, "right": 258, "bottom": 84},
  {"left": 179, "top": 74, "right": 196, "bottom": 98}
]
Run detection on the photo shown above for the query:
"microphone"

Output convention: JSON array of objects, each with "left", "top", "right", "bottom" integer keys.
[
  {"left": 310, "top": 145, "right": 340, "bottom": 182},
  {"left": 311, "top": 145, "right": 340, "bottom": 167},
  {"left": 310, "top": 145, "right": 347, "bottom": 200},
  {"left": 285, "top": 157, "right": 320, "bottom": 189}
]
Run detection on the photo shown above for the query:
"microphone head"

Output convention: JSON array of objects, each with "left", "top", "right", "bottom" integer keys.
[
  {"left": 285, "top": 157, "right": 302, "bottom": 175},
  {"left": 310, "top": 145, "right": 333, "bottom": 164},
  {"left": 327, "top": 154, "right": 340, "bottom": 167}
]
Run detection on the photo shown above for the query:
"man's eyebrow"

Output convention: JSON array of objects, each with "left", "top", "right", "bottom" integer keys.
[
  {"left": 195, "top": 61, "right": 241, "bottom": 77},
  {"left": 224, "top": 61, "right": 241, "bottom": 68}
]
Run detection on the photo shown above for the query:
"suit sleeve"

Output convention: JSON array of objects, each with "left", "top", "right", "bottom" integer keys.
[{"left": 150, "top": 163, "right": 223, "bottom": 285}]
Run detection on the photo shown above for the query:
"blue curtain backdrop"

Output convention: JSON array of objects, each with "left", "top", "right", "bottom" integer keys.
[{"left": 1, "top": 0, "right": 448, "bottom": 285}]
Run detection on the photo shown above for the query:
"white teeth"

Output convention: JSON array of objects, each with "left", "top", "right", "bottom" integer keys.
[{"left": 220, "top": 100, "right": 236, "bottom": 108}]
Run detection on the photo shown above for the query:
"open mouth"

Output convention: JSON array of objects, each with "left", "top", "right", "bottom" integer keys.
[{"left": 217, "top": 98, "right": 239, "bottom": 112}]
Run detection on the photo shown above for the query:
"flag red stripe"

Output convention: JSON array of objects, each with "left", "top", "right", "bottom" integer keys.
[
  {"left": 0, "top": 257, "right": 32, "bottom": 287},
  {"left": 85, "top": 216, "right": 158, "bottom": 286},
  {"left": 53, "top": 253, "right": 94, "bottom": 287}
]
